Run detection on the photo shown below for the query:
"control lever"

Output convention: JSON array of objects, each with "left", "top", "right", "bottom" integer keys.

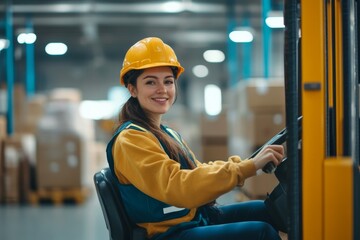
[{"left": 262, "top": 161, "right": 277, "bottom": 174}]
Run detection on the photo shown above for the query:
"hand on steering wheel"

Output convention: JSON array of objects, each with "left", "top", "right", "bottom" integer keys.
[{"left": 252, "top": 145, "right": 284, "bottom": 173}]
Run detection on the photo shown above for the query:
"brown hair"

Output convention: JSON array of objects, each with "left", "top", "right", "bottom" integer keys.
[{"left": 118, "top": 68, "right": 195, "bottom": 169}]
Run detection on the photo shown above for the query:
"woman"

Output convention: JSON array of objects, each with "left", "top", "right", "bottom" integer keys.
[{"left": 106, "top": 37, "right": 284, "bottom": 240}]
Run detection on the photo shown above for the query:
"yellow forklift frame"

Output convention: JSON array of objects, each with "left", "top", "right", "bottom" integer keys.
[{"left": 301, "top": 0, "right": 356, "bottom": 239}]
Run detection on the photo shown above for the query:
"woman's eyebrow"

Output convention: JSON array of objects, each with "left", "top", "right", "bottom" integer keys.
[
  {"left": 142, "top": 74, "right": 174, "bottom": 80},
  {"left": 142, "top": 75, "right": 158, "bottom": 79}
]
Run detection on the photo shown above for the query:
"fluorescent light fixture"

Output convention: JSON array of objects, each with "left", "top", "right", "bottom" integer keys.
[
  {"left": 45, "top": 42, "right": 68, "bottom": 55},
  {"left": 192, "top": 65, "right": 209, "bottom": 78},
  {"left": 79, "top": 100, "right": 117, "bottom": 120},
  {"left": 265, "top": 16, "right": 285, "bottom": 28},
  {"left": 162, "top": 1, "right": 184, "bottom": 13},
  {"left": 203, "top": 50, "right": 225, "bottom": 63},
  {"left": 266, "top": 11, "right": 285, "bottom": 28},
  {"left": 17, "top": 33, "right": 37, "bottom": 44},
  {"left": 0, "top": 39, "right": 9, "bottom": 51},
  {"left": 229, "top": 30, "right": 254, "bottom": 43},
  {"left": 204, "top": 84, "right": 222, "bottom": 116}
]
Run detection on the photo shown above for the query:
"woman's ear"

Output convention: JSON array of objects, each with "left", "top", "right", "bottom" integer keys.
[{"left": 127, "top": 84, "right": 137, "bottom": 98}]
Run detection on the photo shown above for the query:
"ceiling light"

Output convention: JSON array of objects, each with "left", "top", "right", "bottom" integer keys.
[
  {"left": 161, "top": 1, "right": 184, "bottom": 13},
  {"left": 229, "top": 29, "right": 254, "bottom": 43},
  {"left": 0, "top": 39, "right": 9, "bottom": 51},
  {"left": 203, "top": 50, "right": 225, "bottom": 63},
  {"left": 45, "top": 42, "right": 68, "bottom": 55},
  {"left": 266, "top": 11, "right": 285, "bottom": 28},
  {"left": 265, "top": 17, "right": 285, "bottom": 28},
  {"left": 192, "top": 65, "right": 209, "bottom": 78},
  {"left": 204, "top": 84, "right": 222, "bottom": 116},
  {"left": 17, "top": 33, "right": 37, "bottom": 44}
]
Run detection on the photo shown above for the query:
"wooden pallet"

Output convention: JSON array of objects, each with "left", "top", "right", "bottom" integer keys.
[{"left": 28, "top": 187, "right": 91, "bottom": 206}]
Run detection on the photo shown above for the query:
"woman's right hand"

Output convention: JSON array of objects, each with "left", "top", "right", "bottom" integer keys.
[{"left": 251, "top": 145, "right": 284, "bottom": 170}]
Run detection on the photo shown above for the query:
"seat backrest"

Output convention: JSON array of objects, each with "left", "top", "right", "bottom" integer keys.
[{"left": 93, "top": 167, "right": 147, "bottom": 240}]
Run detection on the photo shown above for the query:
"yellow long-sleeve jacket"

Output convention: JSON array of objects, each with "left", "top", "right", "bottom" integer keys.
[{"left": 111, "top": 123, "right": 257, "bottom": 238}]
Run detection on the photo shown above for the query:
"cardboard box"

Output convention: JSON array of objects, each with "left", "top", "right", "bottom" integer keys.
[
  {"left": 0, "top": 138, "right": 4, "bottom": 203},
  {"left": 201, "top": 136, "right": 228, "bottom": 162},
  {"left": 38, "top": 101, "right": 95, "bottom": 140},
  {"left": 233, "top": 110, "right": 285, "bottom": 151},
  {"left": 4, "top": 167, "right": 19, "bottom": 203},
  {"left": 200, "top": 113, "right": 228, "bottom": 138},
  {"left": 36, "top": 132, "right": 87, "bottom": 188},
  {"left": 246, "top": 79, "right": 285, "bottom": 112},
  {"left": 20, "top": 95, "right": 46, "bottom": 134},
  {"left": 14, "top": 84, "right": 27, "bottom": 133},
  {"left": 247, "top": 110, "right": 286, "bottom": 148},
  {"left": 202, "top": 144, "right": 229, "bottom": 163},
  {"left": 0, "top": 115, "right": 6, "bottom": 138},
  {"left": 3, "top": 135, "right": 25, "bottom": 203}
]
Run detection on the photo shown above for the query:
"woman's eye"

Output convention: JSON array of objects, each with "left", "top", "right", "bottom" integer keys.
[
  {"left": 145, "top": 81, "right": 155, "bottom": 85},
  {"left": 165, "top": 79, "right": 174, "bottom": 85}
]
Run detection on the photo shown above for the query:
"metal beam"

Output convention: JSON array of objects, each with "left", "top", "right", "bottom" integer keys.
[
  {"left": 0, "top": 3, "right": 228, "bottom": 14},
  {"left": 5, "top": 0, "right": 14, "bottom": 135}
]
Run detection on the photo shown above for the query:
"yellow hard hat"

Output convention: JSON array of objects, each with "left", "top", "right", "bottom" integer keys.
[{"left": 120, "top": 37, "right": 185, "bottom": 85}]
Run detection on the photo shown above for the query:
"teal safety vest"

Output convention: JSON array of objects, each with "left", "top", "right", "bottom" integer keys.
[{"left": 106, "top": 121, "right": 207, "bottom": 240}]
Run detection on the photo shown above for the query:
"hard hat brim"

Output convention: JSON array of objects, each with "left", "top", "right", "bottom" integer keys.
[{"left": 120, "top": 62, "right": 184, "bottom": 85}]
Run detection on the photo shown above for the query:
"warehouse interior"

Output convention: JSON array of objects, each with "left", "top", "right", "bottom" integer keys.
[{"left": 0, "top": 1, "right": 290, "bottom": 239}]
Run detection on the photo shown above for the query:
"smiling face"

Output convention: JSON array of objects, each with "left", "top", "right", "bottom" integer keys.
[{"left": 127, "top": 66, "right": 176, "bottom": 124}]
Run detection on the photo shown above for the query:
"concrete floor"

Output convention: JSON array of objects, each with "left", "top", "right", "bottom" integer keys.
[
  {"left": 0, "top": 188, "right": 239, "bottom": 240},
  {"left": 0, "top": 191, "right": 107, "bottom": 240}
]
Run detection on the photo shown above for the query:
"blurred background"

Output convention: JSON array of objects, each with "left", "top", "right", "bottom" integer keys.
[{"left": 0, "top": 1, "right": 287, "bottom": 239}]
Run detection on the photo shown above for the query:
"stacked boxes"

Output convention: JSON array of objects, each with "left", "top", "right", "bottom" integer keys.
[
  {"left": 228, "top": 78, "right": 286, "bottom": 199},
  {"left": 244, "top": 79, "right": 286, "bottom": 149},
  {"left": 36, "top": 132, "right": 85, "bottom": 188},
  {"left": 0, "top": 116, "right": 6, "bottom": 138},
  {"left": 0, "top": 116, "right": 5, "bottom": 202},
  {"left": 35, "top": 88, "right": 95, "bottom": 190},
  {"left": 13, "top": 85, "right": 27, "bottom": 133},
  {"left": 3, "top": 137, "right": 21, "bottom": 203},
  {"left": 0, "top": 86, "right": 103, "bottom": 205},
  {"left": 200, "top": 112, "right": 229, "bottom": 162},
  {"left": 2, "top": 135, "right": 31, "bottom": 204},
  {"left": 20, "top": 95, "right": 46, "bottom": 134}
]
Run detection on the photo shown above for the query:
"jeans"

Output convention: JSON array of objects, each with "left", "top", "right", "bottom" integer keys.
[{"left": 169, "top": 200, "right": 281, "bottom": 240}]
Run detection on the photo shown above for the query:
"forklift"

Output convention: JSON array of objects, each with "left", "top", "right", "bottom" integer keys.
[{"left": 262, "top": 0, "right": 359, "bottom": 239}]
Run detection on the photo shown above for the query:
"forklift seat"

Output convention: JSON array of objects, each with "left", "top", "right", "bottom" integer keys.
[{"left": 93, "top": 167, "right": 148, "bottom": 240}]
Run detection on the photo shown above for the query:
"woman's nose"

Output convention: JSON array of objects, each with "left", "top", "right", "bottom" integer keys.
[{"left": 156, "top": 83, "right": 166, "bottom": 93}]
